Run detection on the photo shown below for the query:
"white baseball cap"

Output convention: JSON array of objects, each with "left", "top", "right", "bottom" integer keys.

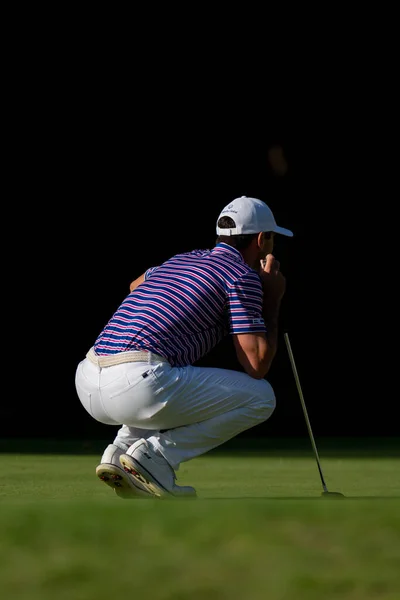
[{"left": 216, "top": 196, "right": 293, "bottom": 237}]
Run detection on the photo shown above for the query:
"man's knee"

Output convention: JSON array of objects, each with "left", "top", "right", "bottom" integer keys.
[{"left": 255, "top": 379, "right": 276, "bottom": 420}]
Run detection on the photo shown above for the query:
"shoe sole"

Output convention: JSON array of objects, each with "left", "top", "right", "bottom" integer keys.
[
  {"left": 119, "top": 455, "right": 171, "bottom": 499},
  {"left": 95, "top": 463, "right": 153, "bottom": 499}
]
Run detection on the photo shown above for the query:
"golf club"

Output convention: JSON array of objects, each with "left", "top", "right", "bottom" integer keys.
[{"left": 283, "top": 332, "right": 345, "bottom": 498}]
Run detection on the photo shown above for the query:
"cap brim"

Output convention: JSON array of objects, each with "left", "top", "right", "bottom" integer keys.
[{"left": 274, "top": 225, "right": 293, "bottom": 237}]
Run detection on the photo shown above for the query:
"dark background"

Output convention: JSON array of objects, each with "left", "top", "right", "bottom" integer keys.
[{"left": 6, "top": 41, "right": 397, "bottom": 445}]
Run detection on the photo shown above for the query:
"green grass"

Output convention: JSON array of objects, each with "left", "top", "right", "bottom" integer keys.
[{"left": 0, "top": 439, "right": 399, "bottom": 599}]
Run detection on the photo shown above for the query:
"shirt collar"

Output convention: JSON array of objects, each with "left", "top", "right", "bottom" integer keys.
[{"left": 213, "top": 242, "right": 246, "bottom": 264}]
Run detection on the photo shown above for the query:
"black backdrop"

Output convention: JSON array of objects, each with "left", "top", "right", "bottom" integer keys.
[{"left": 6, "top": 79, "right": 396, "bottom": 443}]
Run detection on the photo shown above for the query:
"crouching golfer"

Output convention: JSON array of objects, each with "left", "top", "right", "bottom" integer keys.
[{"left": 75, "top": 196, "right": 293, "bottom": 499}]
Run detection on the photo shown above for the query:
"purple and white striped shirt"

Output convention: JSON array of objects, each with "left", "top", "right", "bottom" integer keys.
[{"left": 94, "top": 243, "right": 266, "bottom": 367}]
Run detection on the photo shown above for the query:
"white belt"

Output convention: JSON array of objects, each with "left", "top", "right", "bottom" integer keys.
[{"left": 86, "top": 346, "right": 169, "bottom": 367}]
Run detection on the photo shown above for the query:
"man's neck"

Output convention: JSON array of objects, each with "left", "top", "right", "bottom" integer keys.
[{"left": 240, "top": 248, "right": 258, "bottom": 271}]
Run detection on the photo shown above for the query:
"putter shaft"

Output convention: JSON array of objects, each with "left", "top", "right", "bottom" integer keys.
[{"left": 284, "top": 332, "right": 329, "bottom": 493}]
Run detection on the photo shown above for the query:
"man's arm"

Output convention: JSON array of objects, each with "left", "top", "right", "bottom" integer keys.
[
  {"left": 232, "top": 331, "right": 274, "bottom": 379},
  {"left": 129, "top": 272, "right": 146, "bottom": 293},
  {"left": 232, "top": 254, "right": 285, "bottom": 379}
]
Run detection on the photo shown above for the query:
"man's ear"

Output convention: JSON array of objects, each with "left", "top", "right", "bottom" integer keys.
[{"left": 257, "top": 232, "right": 264, "bottom": 248}]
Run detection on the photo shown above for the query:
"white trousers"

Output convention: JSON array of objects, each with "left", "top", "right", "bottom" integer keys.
[{"left": 75, "top": 356, "right": 276, "bottom": 470}]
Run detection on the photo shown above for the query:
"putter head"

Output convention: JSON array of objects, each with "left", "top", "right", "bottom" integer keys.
[{"left": 321, "top": 491, "right": 345, "bottom": 498}]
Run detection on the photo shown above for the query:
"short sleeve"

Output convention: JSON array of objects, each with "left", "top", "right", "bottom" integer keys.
[{"left": 227, "top": 271, "right": 266, "bottom": 334}]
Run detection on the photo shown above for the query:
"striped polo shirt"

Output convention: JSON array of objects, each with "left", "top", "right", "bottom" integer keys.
[{"left": 94, "top": 243, "right": 267, "bottom": 367}]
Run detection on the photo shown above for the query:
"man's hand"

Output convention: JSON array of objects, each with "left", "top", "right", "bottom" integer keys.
[{"left": 259, "top": 253, "right": 286, "bottom": 307}]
